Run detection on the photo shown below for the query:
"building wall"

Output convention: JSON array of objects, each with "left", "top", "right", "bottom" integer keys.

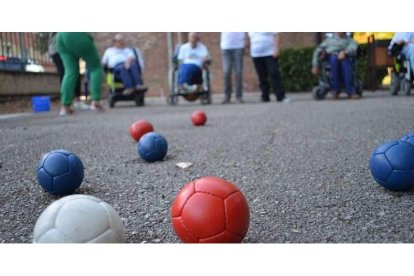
[{"left": 92, "top": 32, "right": 316, "bottom": 97}]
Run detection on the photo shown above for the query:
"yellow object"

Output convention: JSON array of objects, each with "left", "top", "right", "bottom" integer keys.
[
  {"left": 353, "top": 32, "right": 394, "bottom": 44},
  {"left": 106, "top": 73, "right": 124, "bottom": 89},
  {"left": 353, "top": 32, "right": 395, "bottom": 86}
]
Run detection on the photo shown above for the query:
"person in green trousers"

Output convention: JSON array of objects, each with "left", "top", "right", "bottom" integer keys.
[{"left": 56, "top": 32, "right": 104, "bottom": 115}]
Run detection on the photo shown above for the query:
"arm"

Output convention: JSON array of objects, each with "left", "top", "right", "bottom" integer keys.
[
  {"left": 311, "top": 40, "right": 328, "bottom": 74},
  {"left": 344, "top": 38, "right": 358, "bottom": 57},
  {"left": 177, "top": 45, "right": 184, "bottom": 64},
  {"left": 124, "top": 50, "right": 135, "bottom": 69},
  {"left": 244, "top": 32, "right": 250, "bottom": 55},
  {"left": 136, "top": 48, "right": 144, "bottom": 72},
  {"left": 273, "top": 33, "right": 280, "bottom": 58},
  {"left": 101, "top": 49, "right": 109, "bottom": 66},
  {"left": 203, "top": 45, "right": 212, "bottom": 67}
]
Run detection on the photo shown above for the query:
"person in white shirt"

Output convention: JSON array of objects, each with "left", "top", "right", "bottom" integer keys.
[
  {"left": 101, "top": 34, "right": 146, "bottom": 95},
  {"left": 177, "top": 32, "right": 211, "bottom": 93},
  {"left": 220, "top": 32, "right": 247, "bottom": 104},
  {"left": 247, "top": 32, "right": 289, "bottom": 103},
  {"left": 389, "top": 32, "right": 414, "bottom": 76}
]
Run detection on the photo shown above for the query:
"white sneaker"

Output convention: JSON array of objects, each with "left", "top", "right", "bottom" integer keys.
[
  {"left": 282, "top": 97, "right": 291, "bottom": 103},
  {"left": 183, "top": 83, "right": 197, "bottom": 93},
  {"left": 73, "top": 101, "right": 90, "bottom": 111},
  {"left": 59, "top": 106, "right": 74, "bottom": 116},
  {"left": 90, "top": 101, "right": 105, "bottom": 112},
  {"left": 123, "top": 88, "right": 134, "bottom": 95},
  {"left": 135, "top": 84, "right": 148, "bottom": 91}
]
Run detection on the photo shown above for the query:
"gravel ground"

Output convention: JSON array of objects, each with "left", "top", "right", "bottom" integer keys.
[{"left": 1, "top": 90, "right": 414, "bottom": 243}]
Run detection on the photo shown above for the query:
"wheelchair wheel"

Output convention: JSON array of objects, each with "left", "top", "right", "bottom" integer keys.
[
  {"left": 200, "top": 92, "right": 211, "bottom": 105},
  {"left": 401, "top": 79, "right": 412, "bottom": 96},
  {"left": 108, "top": 92, "right": 115, "bottom": 108},
  {"left": 390, "top": 72, "right": 400, "bottom": 96},
  {"left": 135, "top": 94, "right": 145, "bottom": 106},
  {"left": 312, "top": 86, "right": 328, "bottom": 100},
  {"left": 356, "top": 79, "right": 364, "bottom": 97},
  {"left": 200, "top": 70, "right": 212, "bottom": 105},
  {"left": 167, "top": 94, "right": 178, "bottom": 105}
]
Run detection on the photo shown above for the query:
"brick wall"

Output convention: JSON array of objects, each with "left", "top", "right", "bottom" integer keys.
[{"left": 92, "top": 32, "right": 316, "bottom": 97}]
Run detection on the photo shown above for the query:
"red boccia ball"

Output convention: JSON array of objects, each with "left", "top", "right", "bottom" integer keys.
[
  {"left": 129, "top": 120, "right": 154, "bottom": 142},
  {"left": 191, "top": 110, "right": 207, "bottom": 126},
  {"left": 171, "top": 176, "right": 250, "bottom": 243}
]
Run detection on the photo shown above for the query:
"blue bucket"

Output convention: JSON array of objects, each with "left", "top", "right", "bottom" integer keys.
[{"left": 32, "top": 96, "right": 51, "bottom": 113}]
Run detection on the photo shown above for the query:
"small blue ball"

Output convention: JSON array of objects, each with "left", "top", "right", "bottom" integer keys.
[
  {"left": 137, "top": 132, "right": 168, "bottom": 162},
  {"left": 36, "top": 149, "right": 84, "bottom": 195},
  {"left": 370, "top": 140, "right": 414, "bottom": 191}
]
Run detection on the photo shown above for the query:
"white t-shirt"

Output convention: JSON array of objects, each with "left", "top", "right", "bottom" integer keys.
[
  {"left": 101, "top": 47, "right": 135, "bottom": 68},
  {"left": 220, "top": 32, "right": 246, "bottom": 50},
  {"left": 248, "top": 32, "right": 278, "bottom": 58},
  {"left": 177, "top": 42, "right": 210, "bottom": 68}
]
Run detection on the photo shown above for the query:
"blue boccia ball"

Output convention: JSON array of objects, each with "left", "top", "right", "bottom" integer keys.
[
  {"left": 370, "top": 140, "right": 414, "bottom": 191},
  {"left": 137, "top": 132, "right": 168, "bottom": 162},
  {"left": 400, "top": 132, "right": 414, "bottom": 146},
  {"left": 36, "top": 149, "right": 84, "bottom": 195}
]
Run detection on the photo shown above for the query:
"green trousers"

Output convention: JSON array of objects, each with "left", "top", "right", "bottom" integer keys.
[{"left": 56, "top": 32, "right": 102, "bottom": 106}]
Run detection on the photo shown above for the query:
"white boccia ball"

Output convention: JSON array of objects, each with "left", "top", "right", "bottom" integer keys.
[{"left": 33, "top": 195, "right": 125, "bottom": 243}]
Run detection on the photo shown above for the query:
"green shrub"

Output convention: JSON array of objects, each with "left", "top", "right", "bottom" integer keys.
[
  {"left": 278, "top": 45, "right": 388, "bottom": 92},
  {"left": 279, "top": 47, "right": 315, "bottom": 92}
]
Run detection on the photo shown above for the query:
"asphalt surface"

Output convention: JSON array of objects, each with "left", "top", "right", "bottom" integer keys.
[{"left": 1, "top": 90, "right": 414, "bottom": 243}]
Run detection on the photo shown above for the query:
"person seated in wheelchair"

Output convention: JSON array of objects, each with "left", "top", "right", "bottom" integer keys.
[
  {"left": 311, "top": 32, "right": 359, "bottom": 99},
  {"left": 389, "top": 32, "right": 414, "bottom": 75},
  {"left": 177, "top": 32, "right": 211, "bottom": 93},
  {"left": 101, "top": 33, "right": 147, "bottom": 95}
]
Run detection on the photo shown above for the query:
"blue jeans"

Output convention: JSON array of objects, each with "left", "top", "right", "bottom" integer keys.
[
  {"left": 222, "top": 48, "right": 244, "bottom": 100},
  {"left": 178, "top": 63, "right": 202, "bottom": 85},
  {"left": 328, "top": 54, "right": 354, "bottom": 95},
  {"left": 114, "top": 62, "right": 142, "bottom": 89}
]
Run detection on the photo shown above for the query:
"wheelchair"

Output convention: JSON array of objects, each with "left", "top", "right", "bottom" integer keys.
[
  {"left": 106, "top": 69, "right": 147, "bottom": 108},
  {"left": 389, "top": 43, "right": 413, "bottom": 96},
  {"left": 312, "top": 51, "right": 363, "bottom": 100},
  {"left": 167, "top": 44, "right": 212, "bottom": 105}
]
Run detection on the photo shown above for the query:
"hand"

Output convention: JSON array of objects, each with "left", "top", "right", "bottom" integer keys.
[
  {"left": 311, "top": 66, "right": 319, "bottom": 75},
  {"left": 124, "top": 61, "right": 131, "bottom": 70},
  {"left": 273, "top": 49, "right": 280, "bottom": 59},
  {"left": 338, "top": 51, "right": 346, "bottom": 60}
]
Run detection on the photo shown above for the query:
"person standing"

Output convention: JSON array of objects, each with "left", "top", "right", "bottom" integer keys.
[
  {"left": 56, "top": 32, "right": 103, "bottom": 116},
  {"left": 220, "top": 32, "right": 246, "bottom": 104},
  {"left": 248, "top": 32, "right": 289, "bottom": 103},
  {"left": 48, "top": 33, "right": 90, "bottom": 111}
]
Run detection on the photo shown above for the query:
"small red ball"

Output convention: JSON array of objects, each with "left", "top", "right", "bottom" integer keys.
[
  {"left": 191, "top": 110, "right": 207, "bottom": 126},
  {"left": 129, "top": 120, "right": 154, "bottom": 142},
  {"left": 171, "top": 176, "right": 250, "bottom": 243}
]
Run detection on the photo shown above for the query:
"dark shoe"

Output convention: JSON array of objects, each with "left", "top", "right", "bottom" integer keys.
[
  {"left": 222, "top": 99, "right": 230, "bottom": 104},
  {"left": 236, "top": 98, "right": 244, "bottom": 103},
  {"left": 333, "top": 93, "right": 340, "bottom": 100},
  {"left": 261, "top": 96, "right": 270, "bottom": 102}
]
